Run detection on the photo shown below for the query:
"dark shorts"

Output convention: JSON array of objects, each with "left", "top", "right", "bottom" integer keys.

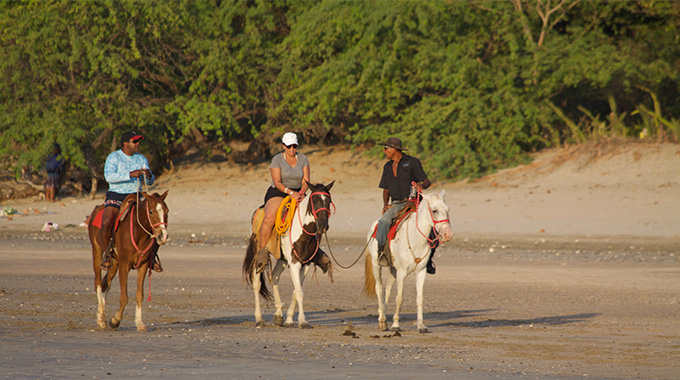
[
  {"left": 104, "top": 191, "right": 133, "bottom": 209},
  {"left": 264, "top": 186, "right": 300, "bottom": 204},
  {"left": 45, "top": 173, "right": 60, "bottom": 188}
]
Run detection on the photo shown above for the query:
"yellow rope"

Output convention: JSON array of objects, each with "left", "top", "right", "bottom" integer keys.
[{"left": 275, "top": 196, "right": 297, "bottom": 235}]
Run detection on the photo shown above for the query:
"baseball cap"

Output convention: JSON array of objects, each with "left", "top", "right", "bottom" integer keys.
[
  {"left": 120, "top": 131, "right": 144, "bottom": 146},
  {"left": 282, "top": 132, "right": 299, "bottom": 147}
]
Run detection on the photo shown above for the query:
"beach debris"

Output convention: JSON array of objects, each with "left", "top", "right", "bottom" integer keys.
[
  {"left": 41, "top": 222, "right": 58, "bottom": 232},
  {"left": 1, "top": 206, "right": 19, "bottom": 217}
]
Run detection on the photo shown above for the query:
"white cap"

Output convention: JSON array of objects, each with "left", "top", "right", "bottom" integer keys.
[{"left": 282, "top": 132, "right": 298, "bottom": 146}]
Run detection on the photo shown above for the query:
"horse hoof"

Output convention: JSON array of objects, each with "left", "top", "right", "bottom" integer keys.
[
  {"left": 299, "top": 322, "right": 313, "bottom": 329},
  {"left": 419, "top": 328, "right": 429, "bottom": 334},
  {"left": 272, "top": 315, "right": 284, "bottom": 326},
  {"left": 137, "top": 325, "right": 148, "bottom": 332},
  {"left": 107, "top": 318, "right": 120, "bottom": 330},
  {"left": 283, "top": 322, "right": 295, "bottom": 328},
  {"left": 255, "top": 320, "right": 266, "bottom": 328},
  {"left": 390, "top": 327, "right": 401, "bottom": 333}
]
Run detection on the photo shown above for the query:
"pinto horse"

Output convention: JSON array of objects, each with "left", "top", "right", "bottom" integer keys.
[
  {"left": 88, "top": 191, "right": 169, "bottom": 331},
  {"left": 363, "top": 190, "right": 453, "bottom": 333},
  {"left": 243, "top": 181, "right": 334, "bottom": 328}
]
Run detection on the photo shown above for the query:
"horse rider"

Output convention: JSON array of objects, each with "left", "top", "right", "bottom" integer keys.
[
  {"left": 99, "top": 131, "right": 162, "bottom": 272},
  {"left": 254, "top": 132, "right": 330, "bottom": 271},
  {"left": 376, "top": 137, "right": 438, "bottom": 274}
]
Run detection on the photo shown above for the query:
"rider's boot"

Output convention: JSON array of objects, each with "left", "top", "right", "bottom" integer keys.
[
  {"left": 314, "top": 248, "right": 331, "bottom": 274},
  {"left": 255, "top": 247, "right": 270, "bottom": 273},
  {"left": 378, "top": 242, "right": 392, "bottom": 267},
  {"left": 152, "top": 253, "right": 163, "bottom": 272}
]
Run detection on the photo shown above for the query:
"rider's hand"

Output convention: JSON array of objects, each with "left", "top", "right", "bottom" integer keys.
[
  {"left": 382, "top": 204, "right": 391, "bottom": 214},
  {"left": 130, "top": 169, "right": 143, "bottom": 178}
]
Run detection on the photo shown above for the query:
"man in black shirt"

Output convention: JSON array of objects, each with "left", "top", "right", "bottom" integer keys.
[{"left": 376, "top": 137, "right": 437, "bottom": 274}]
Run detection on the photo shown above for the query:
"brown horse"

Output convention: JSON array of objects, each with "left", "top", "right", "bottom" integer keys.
[{"left": 88, "top": 190, "right": 169, "bottom": 331}]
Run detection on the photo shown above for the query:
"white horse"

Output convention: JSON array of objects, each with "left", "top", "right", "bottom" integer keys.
[
  {"left": 363, "top": 190, "right": 453, "bottom": 333},
  {"left": 243, "top": 181, "right": 334, "bottom": 328}
]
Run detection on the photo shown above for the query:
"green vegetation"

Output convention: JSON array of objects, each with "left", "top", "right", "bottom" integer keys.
[{"left": 1, "top": 0, "right": 678, "bottom": 187}]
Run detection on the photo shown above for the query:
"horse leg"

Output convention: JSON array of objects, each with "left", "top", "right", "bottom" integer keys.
[
  {"left": 384, "top": 266, "right": 397, "bottom": 308},
  {"left": 390, "top": 271, "right": 407, "bottom": 332},
  {"left": 271, "top": 260, "right": 287, "bottom": 326},
  {"left": 134, "top": 266, "right": 148, "bottom": 331},
  {"left": 108, "top": 264, "right": 130, "bottom": 330},
  {"left": 286, "top": 262, "right": 309, "bottom": 328},
  {"left": 371, "top": 254, "right": 388, "bottom": 332},
  {"left": 251, "top": 266, "right": 265, "bottom": 327},
  {"left": 415, "top": 268, "right": 428, "bottom": 333}
]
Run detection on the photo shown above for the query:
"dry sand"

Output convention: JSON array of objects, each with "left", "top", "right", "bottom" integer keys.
[{"left": 1, "top": 140, "right": 679, "bottom": 379}]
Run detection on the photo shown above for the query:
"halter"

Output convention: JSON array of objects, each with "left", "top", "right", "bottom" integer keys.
[
  {"left": 130, "top": 194, "right": 167, "bottom": 269},
  {"left": 290, "top": 191, "right": 335, "bottom": 264},
  {"left": 412, "top": 183, "right": 450, "bottom": 248}
]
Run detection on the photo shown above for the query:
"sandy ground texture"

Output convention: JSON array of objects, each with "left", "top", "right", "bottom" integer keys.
[{"left": 1, "top": 140, "right": 679, "bottom": 379}]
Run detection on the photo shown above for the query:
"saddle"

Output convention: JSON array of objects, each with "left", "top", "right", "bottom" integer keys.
[
  {"left": 372, "top": 200, "right": 417, "bottom": 243},
  {"left": 90, "top": 195, "right": 138, "bottom": 232},
  {"left": 250, "top": 197, "right": 297, "bottom": 260}
]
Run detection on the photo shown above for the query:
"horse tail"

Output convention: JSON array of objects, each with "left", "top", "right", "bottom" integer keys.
[
  {"left": 243, "top": 234, "right": 272, "bottom": 300},
  {"left": 242, "top": 234, "right": 257, "bottom": 285},
  {"left": 362, "top": 252, "right": 376, "bottom": 297}
]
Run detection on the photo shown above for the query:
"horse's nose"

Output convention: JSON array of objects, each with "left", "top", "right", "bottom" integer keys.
[
  {"left": 440, "top": 224, "right": 453, "bottom": 243},
  {"left": 158, "top": 229, "right": 169, "bottom": 245}
]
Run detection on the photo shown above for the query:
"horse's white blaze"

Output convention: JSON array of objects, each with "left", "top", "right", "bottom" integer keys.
[{"left": 156, "top": 203, "right": 168, "bottom": 244}]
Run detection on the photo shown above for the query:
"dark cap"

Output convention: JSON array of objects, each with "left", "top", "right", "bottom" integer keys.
[
  {"left": 120, "top": 131, "right": 144, "bottom": 146},
  {"left": 377, "top": 137, "right": 408, "bottom": 151}
]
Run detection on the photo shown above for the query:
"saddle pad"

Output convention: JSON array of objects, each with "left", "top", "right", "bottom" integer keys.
[
  {"left": 251, "top": 207, "right": 281, "bottom": 260},
  {"left": 371, "top": 209, "right": 415, "bottom": 242},
  {"left": 91, "top": 208, "right": 104, "bottom": 229}
]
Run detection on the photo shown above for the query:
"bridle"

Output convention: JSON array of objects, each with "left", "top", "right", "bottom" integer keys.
[
  {"left": 412, "top": 184, "right": 450, "bottom": 249},
  {"left": 291, "top": 191, "right": 335, "bottom": 264},
  {"left": 130, "top": 194, "right": 167, "bottom": 267}
]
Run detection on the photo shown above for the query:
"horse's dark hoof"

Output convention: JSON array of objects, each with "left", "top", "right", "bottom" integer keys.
[
  {"left": 107, "top": 318, "right": 120, "bottom": 330},
  {"left": 283, "top": 322, "right": 295, "bottom": 328},
  {"left": 272, "top": 315, "right": 284, "bottom": 326},
  {"left": 419, "top": 328, "right": 430, "bottom": 334},
  {"left": 300, "top": 322, "right": 313, "bottom": 329},
  {"left": 255, "top": 320, "right": 266, "bottom": 328},
  {"left": 390, "top": 327, "right": 401, "bottom": 333}
]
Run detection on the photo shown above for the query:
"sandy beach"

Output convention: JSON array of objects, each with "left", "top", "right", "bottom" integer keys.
[{"left": 1, "top": 140, "right": 679, "bottom": 379}]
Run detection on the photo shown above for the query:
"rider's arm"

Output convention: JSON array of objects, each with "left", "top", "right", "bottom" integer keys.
[{"left": 382, "top": 188, "right": 391, "bottom": 213}]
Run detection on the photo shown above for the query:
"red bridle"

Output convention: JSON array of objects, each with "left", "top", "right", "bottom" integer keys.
[
  {"left": 291, "top": 191, "right": 335, "bottom": 264},
  {"left": 412, "top": 186, "right": 450, "bottom": 248}
]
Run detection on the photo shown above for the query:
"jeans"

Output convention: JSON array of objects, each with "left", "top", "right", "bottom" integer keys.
[{"left": 376, "top": 201, "right": 409, "bottom": 248}]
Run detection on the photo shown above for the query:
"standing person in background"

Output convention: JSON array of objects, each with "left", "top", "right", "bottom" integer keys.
[
  {"left": 375, "top": 137, "right": 438, "bottom": 274},
  {"left": 99, "top": 131, "right": 162, "bottom": 272},
  {"left": 45, "top": 143, "right": 65, "bottom": 202}
]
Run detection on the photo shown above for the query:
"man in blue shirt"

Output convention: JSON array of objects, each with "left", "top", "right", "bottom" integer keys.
[{"left": 99, "top": 131, "right": 161, "bottom": 271}]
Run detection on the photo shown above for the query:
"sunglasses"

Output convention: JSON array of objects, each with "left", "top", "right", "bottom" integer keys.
[
  {"left": 284, "top": 144, "right": 298, "bottom": 149},
  {"left": 130, "top": 140, "right": 141, "bottom": 145}
]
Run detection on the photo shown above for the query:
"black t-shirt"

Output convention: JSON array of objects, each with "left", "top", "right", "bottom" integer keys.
[{"left": 379, "top": 154, "right": 428, "bottom": 202}]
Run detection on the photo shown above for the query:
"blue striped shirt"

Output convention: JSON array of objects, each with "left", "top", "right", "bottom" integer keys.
[{"left": 104, "top": 150, "right": 155, "bottom": 194}]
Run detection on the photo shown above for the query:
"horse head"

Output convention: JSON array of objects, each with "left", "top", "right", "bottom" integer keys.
[
  {"left": 421, "top": 190, "right": 453, "bottom": 243},
  {"left": 304, "top": 180, "right": 335, "bottom": 234},
  {"left": 141, "top": 190, "right": 170, "bottom": 244}
]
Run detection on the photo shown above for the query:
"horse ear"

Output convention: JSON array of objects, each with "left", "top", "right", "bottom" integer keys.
[
  {"left": 160, "top": 190, "right": 169, "bottom": 201},
  {"left": 439, "top": 189, "right": 446, "bottom": 200},
  {"left": 325, "top": 180, "right": 335, "bottom": 191},
  {"left": 305, "top": 179, "right": 312, "bottom": 188}
]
